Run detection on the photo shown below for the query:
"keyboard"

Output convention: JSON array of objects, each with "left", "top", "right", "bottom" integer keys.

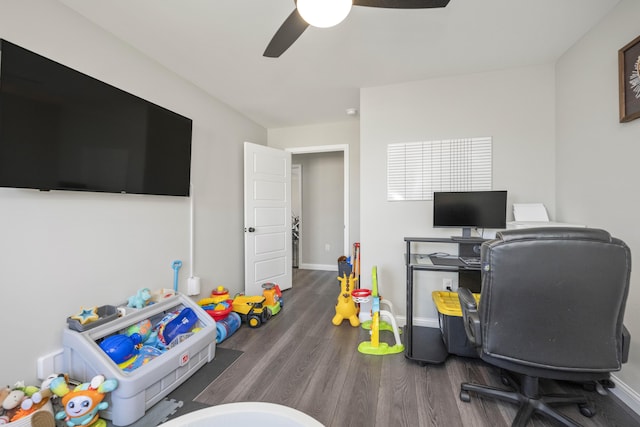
[{"left": 459, "top": 257, "right": 481, "bottom": 266}]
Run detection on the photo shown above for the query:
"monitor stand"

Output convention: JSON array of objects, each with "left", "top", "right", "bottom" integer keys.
[{"left": 461, "top": 227, "right": 472, "bottom": 238}]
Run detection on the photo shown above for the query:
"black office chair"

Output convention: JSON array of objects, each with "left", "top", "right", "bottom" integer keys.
[{"left": 458, "top": 227, "right": 631, "bottom": 427}]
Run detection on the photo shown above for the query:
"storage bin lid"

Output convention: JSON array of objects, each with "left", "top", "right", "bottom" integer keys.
[{"left": 432, "top": 291, "right": 480, "bottom": 317}]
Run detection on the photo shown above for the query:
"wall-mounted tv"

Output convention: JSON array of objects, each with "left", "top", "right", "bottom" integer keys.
[
  {"left": 0, "top": 39, "right": 192, "bottom": 196},
  {"left": 433, "top": 190, "right": 507, "bottom": 238}
]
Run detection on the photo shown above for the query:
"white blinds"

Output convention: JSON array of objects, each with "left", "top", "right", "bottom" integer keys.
[{"left": 387, "top": 137, "right": 492, "bottom": 201}]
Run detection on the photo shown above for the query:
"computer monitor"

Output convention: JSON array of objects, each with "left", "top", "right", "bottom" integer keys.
[{"left": 433, "top": 191, "right": 507, "bottom": 238}]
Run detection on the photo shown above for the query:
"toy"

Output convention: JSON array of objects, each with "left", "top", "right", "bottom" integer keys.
[
  {"left": 22, "top": 373, "right": 70, "bottom": 412},
  {"left": 332, "top": 273, "right": 360, "bottom": 327},
  {"left": 127, "top": 288, "right": 151, "bottom": 309},
  {"left": 162, "top": 307, "right": 198, "bottom": 345},
  {"left": 232, "top": 295, "right": 272, "bottom": 328},
  {"left": 198, "top": 289, "right": 234, "bottom": 321},
  {"left": 150, "top": 288, "right": 176, "bottom": 303},
  {"left": 357, "top": 266, "right": 404, "bottom": 355},
  {"left": 201, "top": 299, "right": 233, "bottom": 321},
  {"left": 216, "top": 311, "right": 242, "bottom": 343},
  {"left": 126, "top": 319, "right": 153, "bottom": 343},
  {"left": 351, "top": 288, "right": 372, "bottom": 323},
  {"left": 1, "top": 388, "right": 25, "bottom": 421},
  {"left": 172, "top": 260, "right": 182, "bottom": 292},
  {"left": 70, "top": 306, "right": 99, "bottom": 325},
  {"left": 99, "top": 333, "right": 142, "bottom": 367},
  {"left": 55, "top": 375, "right": 118, "bottom": 427},
  {"left": 262, "top": 282, "right": 283, "bottom": 315},
  {"left": 122, "top": 345, "right": 164, "bottom": 372},
  {"left": 210, "top": 286, "right": 230, "bottom": 303}
]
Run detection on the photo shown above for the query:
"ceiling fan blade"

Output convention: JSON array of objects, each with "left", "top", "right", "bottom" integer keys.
[
  {"left": 263, "top": 9, "right": 310, "bottom": 58},
  {"left": 353, "top": 0, "right": 450, "bottom": 8}
]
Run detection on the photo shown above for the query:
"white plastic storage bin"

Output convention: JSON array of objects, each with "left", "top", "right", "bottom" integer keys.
[{"left": 63, "top": 293, "right": 216, "bottom": 426}]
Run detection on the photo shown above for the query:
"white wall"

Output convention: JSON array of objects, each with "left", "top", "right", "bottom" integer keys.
[
  {"left": 360, "top": 65, "right": 556, "bottom": 321},
  {"left": 0, "top": 0, "right": 266, "bottom": 384},
  {"left": 268, "top": 120, "right": 361, "bottom": 249},
  {"left": 556, "top": 0, "right": 640, "bottom": 397},
  {"left": 292, "top": 152, "right": 344, "bottom": 268}
]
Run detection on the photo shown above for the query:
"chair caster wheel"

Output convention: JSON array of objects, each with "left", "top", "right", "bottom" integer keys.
[
  {"left": 579, "top": 404, "right": 596, "bottom": 418},
  {"left": 460, "top": 390, "right": 471, "bottom": 402}
]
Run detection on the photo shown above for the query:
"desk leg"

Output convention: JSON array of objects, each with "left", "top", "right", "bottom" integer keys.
[{"left": 405, "top": 262, "right": 413, "bottom": 358}]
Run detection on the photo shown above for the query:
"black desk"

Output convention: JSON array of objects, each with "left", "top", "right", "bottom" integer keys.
[{"left": 404, "top": 236, "right": 485, "bottom": 364}]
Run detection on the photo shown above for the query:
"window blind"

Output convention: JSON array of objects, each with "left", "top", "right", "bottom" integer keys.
[{"left": 387, "top": 137, "right": 492, "bottom": 201}]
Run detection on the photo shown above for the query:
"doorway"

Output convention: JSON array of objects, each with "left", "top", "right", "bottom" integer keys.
[{"left": 287, "top": 145, "right": 349, "bottom": 271}]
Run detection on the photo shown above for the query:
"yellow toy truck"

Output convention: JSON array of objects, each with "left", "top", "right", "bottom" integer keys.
[{"left": 231, "top": 295, "right": 272, "bottom": 328}]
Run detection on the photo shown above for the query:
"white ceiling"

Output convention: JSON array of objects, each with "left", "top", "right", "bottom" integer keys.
[{"left": 58, "top": 0, "right": 619, "bottom": 129}]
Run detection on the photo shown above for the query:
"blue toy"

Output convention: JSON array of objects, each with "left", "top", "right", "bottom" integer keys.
[
  {"left": 162, "top": 307, "right": 198, "bottom": 345},
  {"left": 127, "top": 288, "right": 151, "bottom": 309},
  {"left": 99, "top": 333, "right": 142, "bottom": 366},
  {"left": 172, "top": 260, "right": 182, "bottom": 292},
  {"left": 122, "top": 346, "right": 164, "bottom": 372}
]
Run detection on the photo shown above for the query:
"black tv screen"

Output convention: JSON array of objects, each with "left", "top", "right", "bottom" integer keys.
[
  {"left": 433, "top": 190, "right": 507, "bottom": 237},
  {"left": 0, "top": 39, "right": 192, "bottom": 196}
]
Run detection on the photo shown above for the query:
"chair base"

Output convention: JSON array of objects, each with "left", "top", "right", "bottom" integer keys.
[{"left": 460, "top": 372, "right": 595, "bottom": 427}]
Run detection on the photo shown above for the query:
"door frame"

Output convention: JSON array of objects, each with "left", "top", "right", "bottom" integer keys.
[{"left": 286, "top": 144, "right": 350, "bottom": 257}]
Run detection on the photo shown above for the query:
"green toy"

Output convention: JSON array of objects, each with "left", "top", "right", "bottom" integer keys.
[{"left": 357, "top": 266, "right": 405, "bottom": 355}]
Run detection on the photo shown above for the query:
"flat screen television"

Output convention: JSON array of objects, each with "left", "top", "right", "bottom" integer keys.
[
  {"left": 433, "top": 190, "right": 507, "bottom": 238},
  {"left": 0, "top": 39, "right": 192, "bottom": 196}
]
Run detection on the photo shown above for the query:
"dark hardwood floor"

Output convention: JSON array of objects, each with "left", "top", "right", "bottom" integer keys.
[{"left": 196, "top": 269, "right": 640, "bottom": 427}]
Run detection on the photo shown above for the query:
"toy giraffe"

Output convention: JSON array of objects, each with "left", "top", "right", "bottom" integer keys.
[{"left": 332, "top": 273, "right": 360, "bottom": 327}]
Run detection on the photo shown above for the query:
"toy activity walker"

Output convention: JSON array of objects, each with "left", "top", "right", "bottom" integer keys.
[{"left": 357, "top": 266, "right": 404, "bottom": 355}]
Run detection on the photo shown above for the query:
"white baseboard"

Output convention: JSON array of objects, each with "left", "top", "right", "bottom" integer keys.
[
  {"left": 298, "top": 263, "right": 337, "bottom": 271},
  {"left": 610, "top": 374, "right": 640, "bottom": 417},
  {"left": 395, "top": 315, "right": 439, "bottom": 329},
  {"left": 37, "top": 348, "right": 65, "bottom": 380}
]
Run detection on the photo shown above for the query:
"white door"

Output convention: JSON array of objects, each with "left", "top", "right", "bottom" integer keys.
[{"left": 244, "top": 142, "right": 292, "bottom": 296}]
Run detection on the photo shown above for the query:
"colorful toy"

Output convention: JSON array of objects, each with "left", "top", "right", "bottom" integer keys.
[
  {"left": 70, "top": 306, "right": 99, "bottom": 325},
  {"left": 210, "top": 286, "right": 230, "bottom": 303},
  {"left": 21, "top": 373, "right": 69, "bottom": 413},
  {"left": 262, "top": 282, "right": 283, "bottom": 315},
  {"left": 232, "top": 295, "right": 272, "bottom": 328},
  {"left": 357, "top": 266, "right": 404, "bottom": 355},
  {"left": 332, "top": 274, "right": 360, "bottom": 327},
  {"left": 54, "top": 375, "right": 118, "bottom": 427},
  {"left": 215, "top": 311, "right": 242, "bottom": 343},
  {"left": 122, "top": 346, "right": 164, "bottom": 372},
  {"left": 162, "top": 307, "right": 198, "bottom": 345},
  {"left": 351, "top": 288, "right": 372, "bottom": 323},
  {"left": 206, "top": 300, "right": 233, "bottom": 321},
  {"left": 99, "top": 333, "right": 142, "bottom": 367},
  {"left": 198, "top": 290, "right": 234, "bottom": 321},
  {"left": 126, "top": 319, "right": 153, "bottom": 343},
  {"left": 127, "top": 288, "right": 151, "bottom": 309}
]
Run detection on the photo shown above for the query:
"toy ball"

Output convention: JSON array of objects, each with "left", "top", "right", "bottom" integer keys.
[
  {"left": 99, "top": 333, "right": 142, "bottom": 365},
  {"left": 126, "top": 319, "right": 152, "bottom": 342}
]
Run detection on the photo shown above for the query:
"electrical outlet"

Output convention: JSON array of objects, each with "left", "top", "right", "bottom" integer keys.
[
  {"left": 325, "top": 243, "right": 330, "bottom": 252},
  {"left": 442, "top": 278, "right": 453, "bottom": 291}
]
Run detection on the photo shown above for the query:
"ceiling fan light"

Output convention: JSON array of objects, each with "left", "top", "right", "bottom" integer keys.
[{"left": 297, "top": 0, "right": 353, "bottom": 28}]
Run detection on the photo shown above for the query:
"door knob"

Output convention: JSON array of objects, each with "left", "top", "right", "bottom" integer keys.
[{"left": 247, "top": 227, "right": 256, "bottom": 232}]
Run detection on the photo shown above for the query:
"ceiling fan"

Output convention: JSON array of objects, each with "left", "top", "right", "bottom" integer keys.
[{"left": 263, "top": 0, "right": 451, "bottom": 58}]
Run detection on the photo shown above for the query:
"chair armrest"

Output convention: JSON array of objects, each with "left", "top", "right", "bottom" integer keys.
[
  {"left": 458, "top": 288, "right": 482, "bottom": 347},
  {"left": 622, "top": 325, "right": 631, "bottom": 364}
]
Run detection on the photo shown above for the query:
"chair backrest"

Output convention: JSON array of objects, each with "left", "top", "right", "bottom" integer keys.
[{"left": 479, "top": 227, "right": 631, "bottom": 373}]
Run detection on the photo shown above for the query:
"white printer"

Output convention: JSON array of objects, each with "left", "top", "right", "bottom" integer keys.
[{"left": 506, "top": 203, "right": 585, "bottom": 229}]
